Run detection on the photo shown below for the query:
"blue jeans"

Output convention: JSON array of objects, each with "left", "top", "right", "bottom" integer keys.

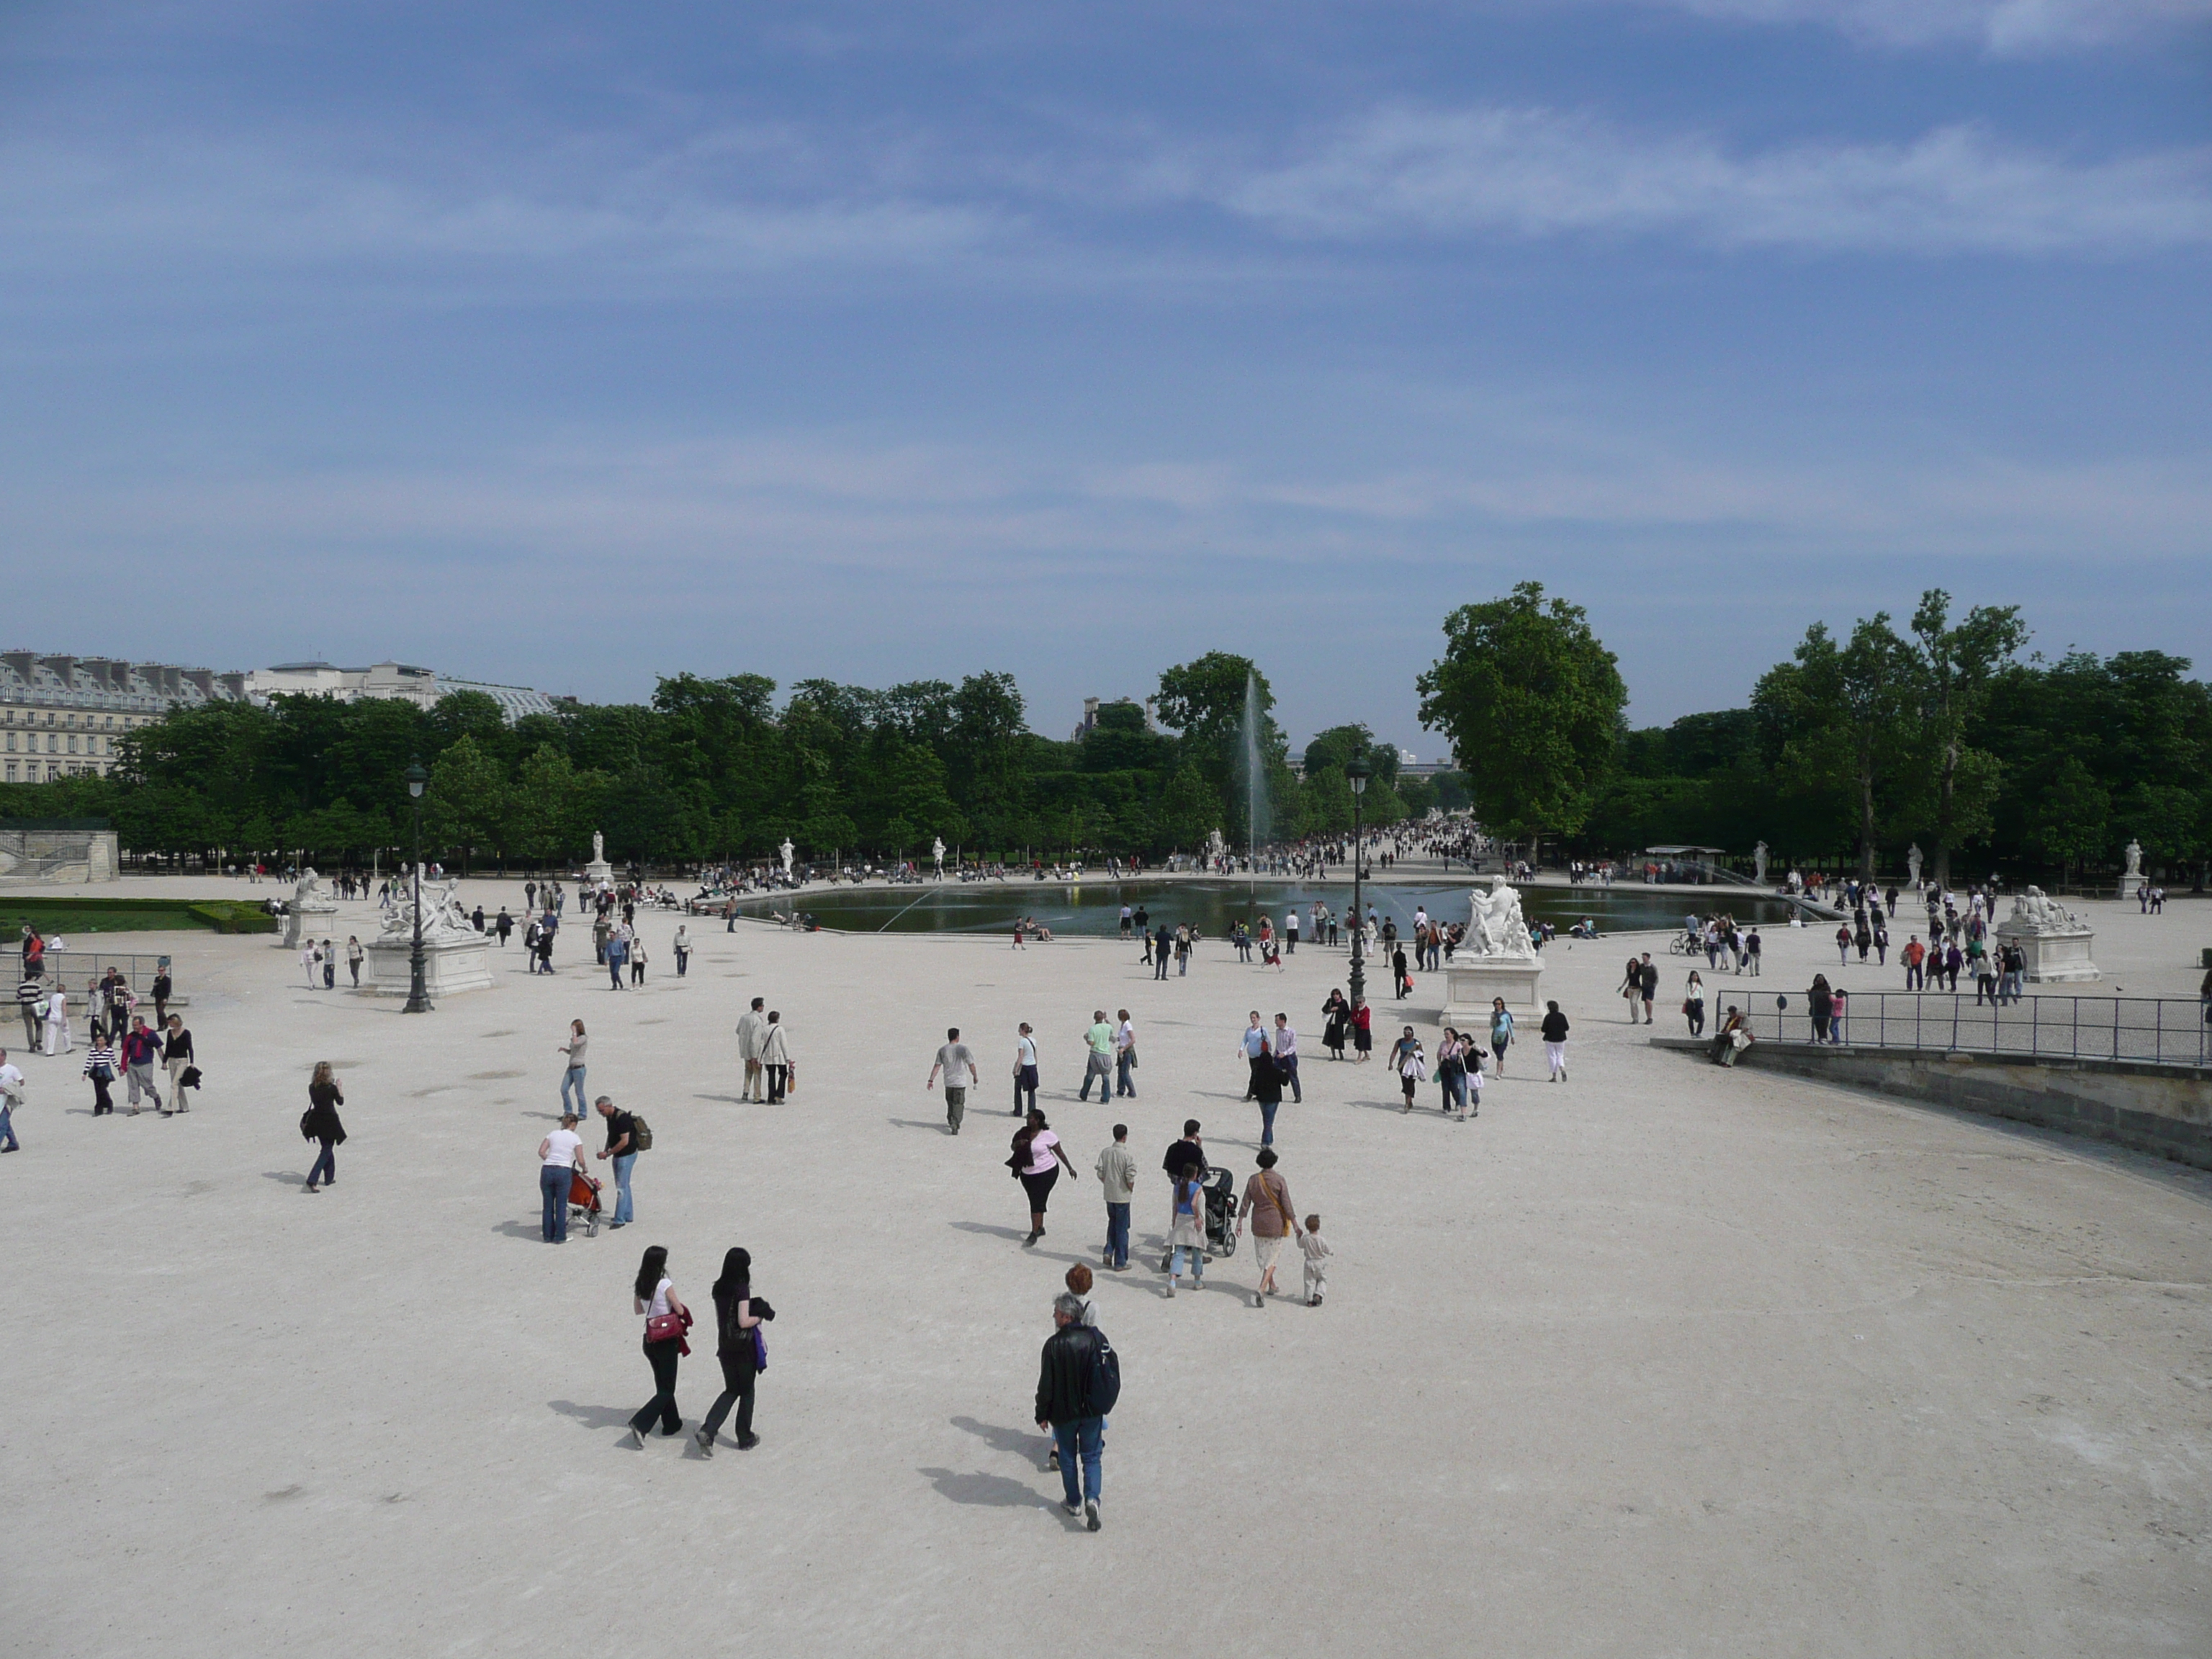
[
  {"left": 608, "top": 953, "right": 626, "bottom": 990},
  {"left": 560, "top": 1066, "right": 588, "bottom": 1115},
  {"left": 612, "top": 1152, "right": 636, "bottom": 1225},
  {"left": 1115, "top": 1053, "right": 1135, "bottom": 1097},
  {"left": 307, "top": 1139, "right": 336, "bottom": 1185},
  {"left": 539, "top": 1164, "right": 570, "bottom": 1241},
  {"left": 0, "top": 1100, "right": 14, "bottom": 1150},
  {"left": 1052, "top": 1416, "right": 1104, "bottom": 1508},
  {"left": 1257, "top": 1099, "right": 1278, "bottom": 1145},
  {"left": 1172, "top": 1244, "right": 1204, "bottom": 1280},
  {"left": 1105, "top": 1202, "right": 1129, "bottom": 1268},
  {"left": 1280, "top": 1054, "right": 1300, "bottom": 1102}
]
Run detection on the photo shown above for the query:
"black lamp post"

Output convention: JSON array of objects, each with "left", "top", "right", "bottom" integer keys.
[
  {"left": 1346, "top": 755, "right": 1370, "bottom": 1010},
  {"left": 403, "top": 760, "right": 432, "bottom": 1013}
]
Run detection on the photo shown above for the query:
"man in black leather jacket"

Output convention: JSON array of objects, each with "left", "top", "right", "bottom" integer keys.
[{"left": 1035, "top": 1293, "right": 1107, "bottom": 1532}]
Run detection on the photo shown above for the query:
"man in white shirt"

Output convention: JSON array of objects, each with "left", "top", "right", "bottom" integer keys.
[
  {"left": 1284, "top": 910, "right": 1299, "bottom": 953},
  {"left": 1113, "top": 1010, "right": 1136, "bottom": 1099},
  {"left": 0, "top": 1048, "right": 22, "bottom": 1151},
  {"left": 1273, "top": 1012, "right": 1302, "bottom": 1103},
  {"left": 735, "top": 998, "right": 768, "bottom": 1101},
  {"left": 538, "top": 1112, "right": 587, "bottom": 1242},
  {"left": 927, "top": 1027, "right": 979, "bottom": 1135}
]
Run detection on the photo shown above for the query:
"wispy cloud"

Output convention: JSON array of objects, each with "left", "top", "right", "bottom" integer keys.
[
  {"left": 1205, "top": 107, "right": 2212, "bottom": 255},
  {"left": 1626, "top": 0, "right": 2212, "bottom": 54}
]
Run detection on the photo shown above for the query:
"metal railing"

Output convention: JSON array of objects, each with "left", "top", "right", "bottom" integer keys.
[
  {"left": 17, "top": 951, "right": 178, "bottom": 994},
  {"left": 1725, "top": 992, "right": 2210, "bottom": 1069}
]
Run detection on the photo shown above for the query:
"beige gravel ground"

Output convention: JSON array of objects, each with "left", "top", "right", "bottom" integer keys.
[{"left": 1, "top": 881, "right": 2207, "bottom": 1658}]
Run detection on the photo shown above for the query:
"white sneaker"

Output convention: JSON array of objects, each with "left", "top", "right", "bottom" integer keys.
[{"left": 1166, "top": 1278, "right": 1177, "bottom": 1297}]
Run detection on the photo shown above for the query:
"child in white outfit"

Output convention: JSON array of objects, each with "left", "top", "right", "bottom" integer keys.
[{"left": 1300, "top": 1215, "right": 1331, "bottom": 1307}]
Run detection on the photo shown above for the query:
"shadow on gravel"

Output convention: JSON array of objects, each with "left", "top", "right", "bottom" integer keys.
[
  {"left": 917, "top": 1467, "right": 1054, "bottom": 1510},
  {"left": 885, "top": 1118, "right": 950, "bottom": 1132},
  {"left": 548, "top": 1400, "right": 640, "bottom": 1432},
  {"left": 492, "top": 1219, "right": 549, "bottom": 1240}
]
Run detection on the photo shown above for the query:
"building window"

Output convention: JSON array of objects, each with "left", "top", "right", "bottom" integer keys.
[
  {"left": 2, "top": 762, "right": 12, "bottom": 781},
  {"left": 45, "top": 734, "right": 55, "bottom": 752},
  {"left": 3, "top": 733, "right": 11, "bottom": 751}
]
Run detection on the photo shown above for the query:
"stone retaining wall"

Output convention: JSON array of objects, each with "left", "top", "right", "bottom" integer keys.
[{"left": 1651, "top": 1036, "right": 2212, "bottom": 1170}]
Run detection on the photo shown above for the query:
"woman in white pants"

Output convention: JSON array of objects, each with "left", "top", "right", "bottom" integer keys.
[
  {"left": 42, "top": 986, "right": 71, "bottom": 1056},
  {"left": 1539, "top": 1000, "right": 1569, "bottom": 1082}
]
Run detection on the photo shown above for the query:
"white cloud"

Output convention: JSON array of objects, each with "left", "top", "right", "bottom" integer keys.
[
  {"left": 1209, "top": 107, "right": 2212, "bottom": 255},
  {"left": 1628, "top": 0, "right": 2212, "bottom": 53}
]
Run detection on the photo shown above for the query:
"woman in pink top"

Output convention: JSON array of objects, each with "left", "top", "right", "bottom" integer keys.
[{"left": 1012, "top": 1108, "right": 1077, "bottom": 1247}]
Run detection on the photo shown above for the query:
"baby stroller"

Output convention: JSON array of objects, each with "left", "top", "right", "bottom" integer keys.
[
  {"left": 567, "top": 1165, "right": 605, "bottom": 1238},
  {"left": 1158, "top": 1166, "right": 1239, "bottom": 1271}
]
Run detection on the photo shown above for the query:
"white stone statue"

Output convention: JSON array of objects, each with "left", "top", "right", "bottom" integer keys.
[
  {"left": 2002, "top": 886, "right": 2081, "bottom": 934},
  {"left": 378, "top": 875, "right": 475, "bottom": 943},
  {"left": 932, "top": 837, "right": 945, "bottom": 873},
  {"left": 779, "top": 837, "right": 795, "bottom": 875},
  {"left": 1907, "top": 843, "right": 1923, "bottom": 885},
  {"left": 593, "top": 830, "right": 605, "bottom": 866},
  {"left": 293, "top": 867, "right": 333, "bottom": 909},
  {"left": 2124, "top": 839, "right": 2143, "bottom": 878},
  {"left": 1463, "top": 877, "right": 1537, "bottom": 960},
  {"left": 1753, "top": 841, "right": 1768, "bottom": 884}
]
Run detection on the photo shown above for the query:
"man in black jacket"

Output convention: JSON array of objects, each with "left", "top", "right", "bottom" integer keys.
[
  {"left": 1162, "top": 1120, "right": 1205, "bottom": 1184},
  {"left": 1035, "top": 1293, "right": 1107, "bottom": 1532}
]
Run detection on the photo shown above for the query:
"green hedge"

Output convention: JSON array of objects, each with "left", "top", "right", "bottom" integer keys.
[{"left": 0, "top": 896, "right": 279, "bottom": 935}]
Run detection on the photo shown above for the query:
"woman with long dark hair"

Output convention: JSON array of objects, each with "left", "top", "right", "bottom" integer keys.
[
  {"left": 1012, "top": 1108, "right": 1077, "bottom": 1246},
  {"left": 624, "top": 1244, "right": 691, "bottom": 1448},
  {"left": 696, "top": 1247, "right": 771, "bottom": 1455},
  {"left": 302, "top": 1061, "right": 346, "bottom": 1192}
]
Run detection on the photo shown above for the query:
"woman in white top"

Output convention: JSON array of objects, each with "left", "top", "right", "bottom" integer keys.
[
  {"left": 624, "top": 1244, "right": 692, "bottom": 1447},
  {"left": 537, "top": 1111, "right": 587, "bottom": 1243},
  {"left": 557, "top": 1020, "right": 588, "bottom": 1118},
  {"left": 759, "top": 1012, "right": 793, "bottom": 1102},
  {"left": 42, "top": 986, "right": 71, "bottom": 1056},
  {"left": 1012, "top": 1023, "right": 1038, "bottom": 1116}
]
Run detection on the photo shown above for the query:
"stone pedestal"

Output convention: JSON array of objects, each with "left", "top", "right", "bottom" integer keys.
[
  {"left": 584, "top": 860, "right": 614, "bottom": 887},
  {"left": 2118, "top": 874, "right": 2146, "bottom": 902},
  {"left": 1442, "top": 956, "right": 1546, "bottom": 1027},
  {"left": 361, "top": 933, "right": 495, "bottom": 997},
  {"left": 282, "top": 904, "right": 338, "bottom": 950},
  {"left": 1998, "top": 925, "right": 2100, "bottom": 984}
]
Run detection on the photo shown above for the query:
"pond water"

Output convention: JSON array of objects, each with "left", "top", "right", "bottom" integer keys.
[{"left": 733, "top": 879, "right": 1803, "bottom": 938}]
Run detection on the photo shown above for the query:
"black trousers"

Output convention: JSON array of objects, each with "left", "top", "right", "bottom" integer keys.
[
  {"left": 90, "top": 1073, "right": 113, "bottom": 1114},
  {"left": 630, "top": 1336, "right": 683, "bottom": 1434},
  {"left": 701, "top": 1353, "right": 756, "bottom": 1442},
  {"left": 765, "top": 1064, "right": 788, "bottom": 1102}
]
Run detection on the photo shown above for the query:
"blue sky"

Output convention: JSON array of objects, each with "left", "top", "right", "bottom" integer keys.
[{"left": 3, "top": 0, "right": 2208, "bottom": 755}]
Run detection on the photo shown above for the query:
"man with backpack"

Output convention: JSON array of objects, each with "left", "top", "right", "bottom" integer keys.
[
  {"left": 593, "top": 1095, "right": 645, "bottom": 1228},
  {"left": 1035, "top": 1291, "right": 1116, "bottom": 1532}
]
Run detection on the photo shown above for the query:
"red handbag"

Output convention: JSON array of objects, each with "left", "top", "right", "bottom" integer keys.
[{"left": 645, "top": 1309, "right": 691, "bottom": 1352}]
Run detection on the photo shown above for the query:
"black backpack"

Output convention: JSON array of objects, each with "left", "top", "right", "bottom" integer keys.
[
  {"left": 629, "top": 1115, "right": 653, "bottom": 1152},
  {"left": 1085, "top": 1327, "right": 1121, "bottom": 1417}
]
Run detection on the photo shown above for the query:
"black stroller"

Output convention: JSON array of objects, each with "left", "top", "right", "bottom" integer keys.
[{"left": 1159, "top": 1167, "right": 1238, "bottom": 1271}]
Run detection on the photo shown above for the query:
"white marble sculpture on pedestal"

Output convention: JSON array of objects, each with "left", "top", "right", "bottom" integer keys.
[
  {"left": 779, "top": 837, "right": 796, "bottom": 877},
  {"left": 1907, "top": 843, "right": 1924, "bottom": 887},
  {"left": 584, "top": 830, "right": 614, "bottom": 887},
  {"left": 361, "top": 874, "right": 495, "bottom": 994},
  {"left": 1995, "top": 885, "right": 2100, "bottom": 983},
  {"left": 1753, "top": 841, "right": 1768, "bottom": 885},
  {"left": 2119, "top": 838, "right": 2145, "bottom": 899},
  {"left": 932, "top": 837, "right": 946, "bottom": 878},
  {"left": 1442, "top": 876, "right": 1545, "bottom": 1024},
  {"left": 282, "top": 866, "right": 340, "bottom": 949}
]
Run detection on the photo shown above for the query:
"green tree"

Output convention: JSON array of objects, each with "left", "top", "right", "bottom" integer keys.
[
  {"left": 1416, "top": 582, "right": 1626, "bottom": 849},
  {"left": 1907, "top": 590, "right": 2028, "bottom": 888},
  {"left": 424, "top": 734, "right": 508, "bottom": 873},
  {"left": 2026, "top": 757, "right": 2110, "bottom": 884},
  {"left": 1755, "top": 615, "right": 1919, "bottom": 881},
  {"left": 506, "top": 745, "right": 585, "bottom": 867},
  {"left": 1157, "top": 763, "right": 1223, "bottom": 853}
]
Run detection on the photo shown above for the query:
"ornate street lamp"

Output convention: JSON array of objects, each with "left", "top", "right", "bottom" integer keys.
[
  {"left": 1346, "top": 755, "right": 1370, "bottom": 1010},
  {"left": 403, "top": 759, "right": 433, "bottom": 1013}
]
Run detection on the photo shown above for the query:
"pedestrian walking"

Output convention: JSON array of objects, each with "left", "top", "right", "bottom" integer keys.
[
  {"left": 629, "top": 936, "right": 647, "bottom": 985},
  {"left": 1299, "top": 1215, "right": 1331, "bottom": 1306},
  {"left": 605, "top": 929, "right": 629, "bottom": 991},
  {"left": 1638, "top": 955, "right": 1658, "bottom": 1025},
  {"left": 672, "top": 925, "right": 691, "bottom": 978},
  {"left": 594, "top": 1096, "right": 639, "bottom": 1227},
  {"left": 82, "top": 1035, "right": 117, "bottom": 1116},
  {"left": 301, "top": 1061, "right": 346, "bottom": 1192},
  {"left": 1249, "top": 1030, "right": 1285, "bottom": 1146},
  {"left": 1436, "top": 1028, "right": 1467, "bottom": 1115},
  {"left": 43, "top": 986, "right": 71, "bottom": 1056},
  {"left": 1079, "top": 1010, "right": 1114, "bottom": 1102},
  {"left": 322, "top": 940, "right": 336, "bottom": 989},
  {"left": 0, "top": 1048, "right": 20, "bottom": 1151},
  {"left": 1112, "top": 1010, "right": 1136, "bottom": 1098},
  {"left": 760, "top": 1012, "right": 793, "bottom": 1102},
  {"left": 736, "top": 998, "right": 767, "bottom": 1100},
  {"left": 1236, "top": 1147, "right": 1301, "bottom": 1305},
  {"left": 1034, "top": 1292, "right": 1112, "bottom": 1531},
  {"left": 1011, "top": 1108, "right": 1076, "bottom": 1246},
  {"left": 1352, "top": 997, "right": 1373, "bottom": 1060},
  {"left": 1012, "top": 1022, "right": 1038, "bottom": 1116},
  {"left": 1321, "top": 989, "right": 1349, "bottom": 1060},
  {"left": 160, "top": 1012, "right": 191, "bottom": 1110},
  {"left": 696, "top": 1246, "right": 770, "bottom": 1455},
  {"left": 346, "top": 936, "right": 364, "bottom": 987},
  {"left": 16, "top": 978, "right": 41, "bottom": 1048},
  {"left": 557, "top": 1020, "right": 588, "bottom": 1117},
  {"left": 537, "top": 1111, "right": 585, "bottom": 1243},
  {"left": 1540, "top": 1001, "right": 1570, "bottom": 1082},
  {"left": 120, "top": 1016, "right": 160, "bottom": 1114},
  {"left": 927, "top": 1026, "right": 978, "bottom": 1134},
  {"left": 1095, "top": 1123, "right": 1136, "bottom": 1271},
  {"left": 1165, "top": 1164, "right": 1207, "bottom": 1295},
  {"left": 1272, "top": 1013, "right": 1300, "bottom": 1102},
  {"left": 1154, "top": 923, "right": 1171, "bottom": 980},
  {"left": 1488, "top": 998, "right": 1514, "bottom": 1074},
  {"left": 623, "top": 1245, "right": 692, "bottom": 1447},
  {"left": 1238, "top": 1010, "right": 1268, "bottom": 1099},
  {"left": 1390, "top": 1026, "right": 1426, "bottom": 1112}
]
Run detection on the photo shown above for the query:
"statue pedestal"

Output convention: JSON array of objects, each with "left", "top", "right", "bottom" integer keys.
[
  {"left": 282, "top": 904, "right": 338, "bottom": 950},
  {"left": 1442, "top": 957, "right": 1546, "bottom": 1025},
  {"left": 360, "top": 933, "right": 495, "bottom": 997},
  {"left": 2118, "top": 874, "right": 2146, "bottom": 901},
  {"left": 1997, "top": 925, "right": 2100, "bottom": 984},
  {"left": 584, "top": 860, "right": 614, "bottom": 886}
]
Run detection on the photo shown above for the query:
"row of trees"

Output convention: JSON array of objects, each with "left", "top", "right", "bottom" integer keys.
[
  {"left": 0, "top": 659, "right": 1460, "bottom": 868},
  {"left": 1, "top": 583, "right": 2195, "bottom": 884},
  {"left": 1424, "top": 584, "right": 2211, "bottom": 885}
]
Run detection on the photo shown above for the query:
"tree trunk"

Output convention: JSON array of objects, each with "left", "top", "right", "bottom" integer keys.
[
  {"left": 1858, "top": 763, "right": 1879, "bottom": 881},
  {"left": 1932, "top": 737, "right": 1957, "bottom": 891}
]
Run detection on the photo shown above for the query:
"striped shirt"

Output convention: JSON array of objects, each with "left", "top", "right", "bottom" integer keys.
[{"left": 82, "top": 1044, "right": 117, "bottom": 1078}]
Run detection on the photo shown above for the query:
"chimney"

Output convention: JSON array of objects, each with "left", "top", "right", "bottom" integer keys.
[
  {"left": 39, "top": 655, "right": 78, "bottom": 688},
  {"left": 179, "top": 670, "right": 215, "bottom": 699},
  {"left": 217, "top": 673, "right": 247, "bottom": 700}
]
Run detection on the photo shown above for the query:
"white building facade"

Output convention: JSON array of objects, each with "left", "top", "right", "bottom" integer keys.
[{"left": 0, "top": 652, "right": 248, "bottom": 784}]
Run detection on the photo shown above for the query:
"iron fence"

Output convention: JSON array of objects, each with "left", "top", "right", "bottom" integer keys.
[
  {"left": 18, "top": 951, "right": 178, "bottom": 994},
  {"left": 1727, "top": 992, "right": 2211, "bottom": 1069}
]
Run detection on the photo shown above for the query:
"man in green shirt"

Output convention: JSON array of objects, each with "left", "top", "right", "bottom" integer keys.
[{"left": 1079, "top": 1010, "right": 1114, "bottom": 1102}]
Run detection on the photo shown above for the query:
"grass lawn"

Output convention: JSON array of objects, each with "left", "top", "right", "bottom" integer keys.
[{"left": 0, "top": 896, "right": 279, "bottom": 935}]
